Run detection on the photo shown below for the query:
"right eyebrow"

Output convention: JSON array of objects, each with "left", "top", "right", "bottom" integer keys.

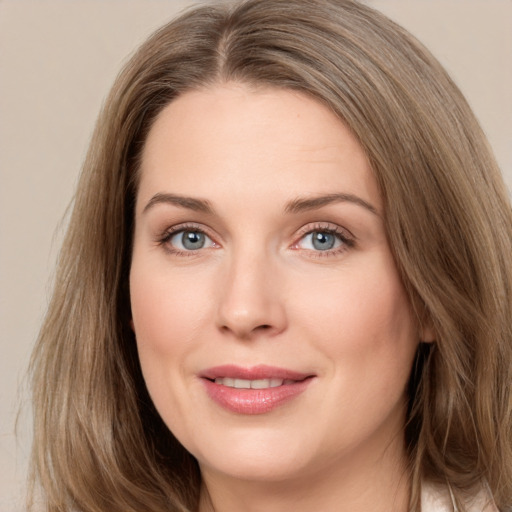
[{"left": 142, "top": 193, "right": 214, "bottom": 215}]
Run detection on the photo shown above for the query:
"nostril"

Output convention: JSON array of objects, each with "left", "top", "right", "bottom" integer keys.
[{"left": 219, "top": 322, "right": 276, "bottom": 339}]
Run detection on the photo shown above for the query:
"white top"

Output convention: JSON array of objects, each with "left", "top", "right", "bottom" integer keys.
[{"left": 421, "top": 481, "right": 499, "bottom": 512}]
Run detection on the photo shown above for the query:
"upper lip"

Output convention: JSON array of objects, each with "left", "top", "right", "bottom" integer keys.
[{"left": 200, "top": 364, "right": 313, "bottom": 381}]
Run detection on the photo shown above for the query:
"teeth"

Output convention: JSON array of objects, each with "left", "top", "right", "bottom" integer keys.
[
  {"left": 234, "top": 378, "right": 251, "bottom": 389},
  {"left": 214, "top": 377, "right": 289, "bottom": 389}
]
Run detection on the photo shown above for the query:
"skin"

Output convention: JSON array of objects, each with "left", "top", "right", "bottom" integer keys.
[{"left": 130, "top": 84, "right": 428, "bottom": 512}]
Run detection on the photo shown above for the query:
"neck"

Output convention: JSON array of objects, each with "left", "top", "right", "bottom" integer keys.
[{"left": 198, "top": 433, "right": 411, "bottom": 512}]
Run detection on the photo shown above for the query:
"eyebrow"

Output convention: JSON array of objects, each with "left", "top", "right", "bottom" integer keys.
[
  {"left": 285, "top": 193, "right": 379, "bottom": 216},
  {"left": 142, "top": 193, "right": 213, "bottom": 214},
  {"left": 142, "top": 191, "right": 379, "bottom": 217}
]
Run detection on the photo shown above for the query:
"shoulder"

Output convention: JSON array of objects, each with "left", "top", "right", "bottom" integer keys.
[{"left": 421, "top": 481, "right": 499, "bottom": 512}]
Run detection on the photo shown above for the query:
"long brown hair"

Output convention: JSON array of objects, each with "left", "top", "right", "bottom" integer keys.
[{"left": 30, "top": 1, "right": 512, "bottom": 510}]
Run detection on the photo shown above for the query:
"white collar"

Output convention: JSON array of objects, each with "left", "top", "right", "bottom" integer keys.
[{"left": 421, "top": 481, "right": 498, "bottom": 512}]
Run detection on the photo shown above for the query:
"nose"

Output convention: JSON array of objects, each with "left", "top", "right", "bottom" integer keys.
[{"left": 216, "top": 250, "right": 287, "bottom": 339}]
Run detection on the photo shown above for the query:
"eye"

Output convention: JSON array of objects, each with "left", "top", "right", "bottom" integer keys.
[
  {"left": 299, "top": 231, "right": 342, "bottom": 251},
  {"left": 167, "top": 229, "right": 216, "bottom": 251},
  {"left": 293, "top": 224, "right": 355, "bottom": 255}
]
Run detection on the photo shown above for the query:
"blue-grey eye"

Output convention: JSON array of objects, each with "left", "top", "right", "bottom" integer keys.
[
  {"left": 169, "top": 230, "right": 214, "bottom": 251},
  {"left": 312, "top": 231, "right": 336, "bottom": 250},
  {"left": 298, "top": 230, "right": 343, "bottom": 251}
]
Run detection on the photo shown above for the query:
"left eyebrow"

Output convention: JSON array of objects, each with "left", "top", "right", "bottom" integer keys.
[{"left": 285, "top": 193, "right": 380, "bottom": 217}]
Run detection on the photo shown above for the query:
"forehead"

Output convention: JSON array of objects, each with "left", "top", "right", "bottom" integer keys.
[{"left": 138, "top": 84, "right": 380, "bottom": 213}]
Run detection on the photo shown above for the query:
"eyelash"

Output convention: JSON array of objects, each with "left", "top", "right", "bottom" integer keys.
[
  {"left": 156, "top": 222, "right": 355, "bottom": 257},
  {"left": 156, "top": 223, "right": 217, "bottom": 257},
  {"left": 292, "top": 223, "right": 355, "bottom": 258}
]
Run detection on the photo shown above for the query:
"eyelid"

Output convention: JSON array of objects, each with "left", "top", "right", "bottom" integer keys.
[
  {"left": 155, "top": 221, "right": 355, "bottom": 257},
  {"left": 294, "top": 222, "right": 355, "bottom": 240},
  {"left": 156, "top": 222, "right": 221, "bottom": 254},
  {"left": 291, "top": 222, "right": 356, "bottom": 254}
]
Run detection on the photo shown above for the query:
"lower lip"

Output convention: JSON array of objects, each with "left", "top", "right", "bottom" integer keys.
[{"left": 201, "top": 378, "right": 313, "bottom": 414}]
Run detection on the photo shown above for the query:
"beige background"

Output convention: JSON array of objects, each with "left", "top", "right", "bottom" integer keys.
[{"left": 0, "top": 1, "right": 510, "bottom": 509}]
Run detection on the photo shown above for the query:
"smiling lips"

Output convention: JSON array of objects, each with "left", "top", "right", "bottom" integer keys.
[{"left": 200, "top": 365, "right": 314, "bottom": 414}]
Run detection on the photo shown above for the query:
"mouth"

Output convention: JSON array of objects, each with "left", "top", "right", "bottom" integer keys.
[
  {"left": 199, "top": 365, "right": 315, "bottom": 414},
  {"left": 211, "top": 377, "right": 299, "bottom": 389}
]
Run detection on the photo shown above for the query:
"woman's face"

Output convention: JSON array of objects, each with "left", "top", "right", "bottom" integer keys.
[{"left": 130, "top": 84, "right": 422, "bottom": 485}]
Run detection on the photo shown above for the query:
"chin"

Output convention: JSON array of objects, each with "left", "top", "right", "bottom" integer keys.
[{"left": 190, "top": 426, "right": 315, "bottom": 482}]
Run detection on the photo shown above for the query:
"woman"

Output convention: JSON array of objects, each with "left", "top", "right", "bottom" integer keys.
[{"left": 29, "top": 0, "right": 512, "bottom": 511}]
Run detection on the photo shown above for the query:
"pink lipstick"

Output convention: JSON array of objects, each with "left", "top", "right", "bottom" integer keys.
[{"left": 199, "top": 365, "right": 314, "bottom": 414}]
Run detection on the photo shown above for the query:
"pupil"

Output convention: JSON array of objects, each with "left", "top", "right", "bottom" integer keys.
[
  {"left": 312, "top": 231, "right": 334, "bottom": 250},
  {"left": 182, "top": 231, "right": 205, "bottom": 250}
]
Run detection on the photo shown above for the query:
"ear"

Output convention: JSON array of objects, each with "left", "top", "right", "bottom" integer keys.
[
  {"left": 415, "top": 301, "right": 436, "bottom": 343},
  {"left": 129, "top": 319, "right": 135, "bottom": 332},
  {"left": 419, "top": 318, "right": 436, "bottom": 343}
]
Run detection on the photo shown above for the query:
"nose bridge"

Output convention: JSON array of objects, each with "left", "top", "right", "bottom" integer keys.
[{"left": 216, "top": 242, "right": 286, "bottom": 338}]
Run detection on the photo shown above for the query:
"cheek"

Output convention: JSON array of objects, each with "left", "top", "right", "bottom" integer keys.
[
  {"left": 129, "top": 260, "right": 213, "bottom": 357},
  {"left": 128, "top": 259, "right": 213, "bottom": 429},
  {"left": 294, "top": 254, "right": 418, "bottom": 372},
  {"left": 294, "top": 258, "right": 419, "bottom": 442}
]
